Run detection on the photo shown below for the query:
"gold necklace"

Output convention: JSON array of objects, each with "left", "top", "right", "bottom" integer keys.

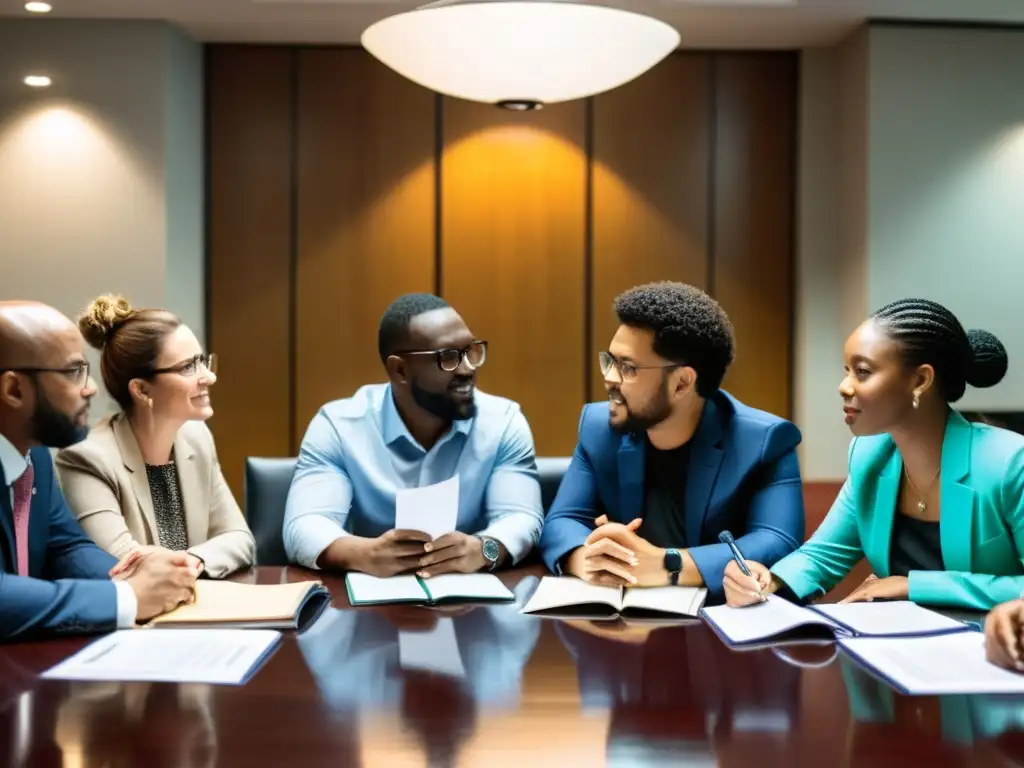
[{"left": 903, "top": 465, "right": 940, "bottom": 514}]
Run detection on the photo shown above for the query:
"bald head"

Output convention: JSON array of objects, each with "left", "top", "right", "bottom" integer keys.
[
  {"left": 0, "top": 301, "right": 96, "bottom": 450},
  {"left": 0, "top": 301, "right": 79, "bottom": 369}
]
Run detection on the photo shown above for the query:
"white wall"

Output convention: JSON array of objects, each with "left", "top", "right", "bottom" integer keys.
[
  {"left": 867, "top": 26, "right": 1024, "bottom": 412},
  {"left": 795, "top": 30, "right": 868, "bottom": 480},
  {"left": 0, "top": 20, "right": 203, "bottom": 419},
  {"left": 795, "top": 23, "right": 1024, "bottom": 479}
]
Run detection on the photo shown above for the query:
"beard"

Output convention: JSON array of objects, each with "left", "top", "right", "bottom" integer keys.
[
  {"left": 30, "top": 387, "right": 89, "bottom": 448},
  {"left": 411, "top": 376, "right": 476, "bottom": 421},
  {"left": 609, "top": 380, "right": 672, "bottom": 434}
]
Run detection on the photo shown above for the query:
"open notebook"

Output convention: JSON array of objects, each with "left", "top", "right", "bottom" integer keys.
[
  {"left": 345, "top": 573, "right": 515, "bottom": 606},
  {"left": 148, "top": 580, "right": 330, "bottom": 630},
  {"left": 700, "top": 596, "right": 972, "bottom": 648},
  {"left": 520, "top": 576, "right": 708, "bottom": 619}
]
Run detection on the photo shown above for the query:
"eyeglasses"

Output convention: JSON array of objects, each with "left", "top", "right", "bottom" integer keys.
[
  {"left": 150, "top": 353, "right": 217, "bottom": 378},
  {"left": 397, "top": 341, "right": 487, "bottom": 372},
  {"left": 0, "top": 361, "right": 91, "bottom": 388},
  {"left": 598, "top": 351, "right": 679, "bottom": 382}
]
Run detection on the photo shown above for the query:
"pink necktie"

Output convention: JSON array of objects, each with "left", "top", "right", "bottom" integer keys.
[{"left": 12, "top": 464, "right": 34, "bottom": 577}]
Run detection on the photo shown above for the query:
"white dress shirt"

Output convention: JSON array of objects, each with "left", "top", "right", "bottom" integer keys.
[{"left": 0, "top": 432, "right": 137, "bottom": 627}]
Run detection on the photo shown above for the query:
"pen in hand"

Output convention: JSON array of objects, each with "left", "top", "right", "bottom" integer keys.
[{"left": 719, "top": 530, "right": 766, "bottom": 601}]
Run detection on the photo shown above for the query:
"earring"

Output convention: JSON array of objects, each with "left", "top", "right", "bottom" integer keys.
[{"left": 912, "top": 392, "right": 920, "bottom": 409}]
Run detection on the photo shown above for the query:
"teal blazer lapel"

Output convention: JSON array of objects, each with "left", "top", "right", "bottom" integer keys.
[
  {"left": 939, "top": 411, "right": 975, "bottom": 573},
  {"left": 617, "top": 433, "right": 644, "bottom": 520},
  {"left": 684, "top": 398, "right": 724, "bottom": 548},
  {"left": 865, "top": 449, "right": 900, "bottom": 577}
]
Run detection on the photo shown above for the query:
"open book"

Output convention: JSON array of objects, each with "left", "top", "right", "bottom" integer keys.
[
  {"left": 148, "top": 580, "right": 330, "bottom": 630},
  {"left": 345, "top": 573, "right": 514, "bottom": 606},
  {"left": 700, "top": 596, "right": 972, "bottom": 648},
  {"left": 520, "top": 576, "right": 708, "bottom": 619}
]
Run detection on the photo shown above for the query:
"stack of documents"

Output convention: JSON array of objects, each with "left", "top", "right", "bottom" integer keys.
[
  {"left": 42, "top": 629, "right": 281, "bottom": 685},
  {"left": 521, "top": 576, "right": 708, "bottom": 620},
  {"left": 839, "top": 631, "right": 1024, "bottom": 695}
]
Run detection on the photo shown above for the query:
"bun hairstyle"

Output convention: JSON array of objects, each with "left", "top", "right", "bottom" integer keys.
[
  {"left": 872, "top": 298, "right": 1009, "bottom": 403},
  {"left": 77, "top": 294, "right": 181, "bottom": 412},
  {"left": 78, "top": 294, "right": 135, "bottom": 350}
]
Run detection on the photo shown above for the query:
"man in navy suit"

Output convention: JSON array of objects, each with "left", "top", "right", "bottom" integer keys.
[
  {"left": 0, "top": 301, "right": 196, "bottom": 641},
  {"left": 539, "top": 282, "right": 804, "bottom": 600}
]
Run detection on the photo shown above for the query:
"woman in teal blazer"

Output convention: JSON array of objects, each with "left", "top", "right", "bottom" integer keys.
[{"left": 723, "top": 298, "right": 1024, "bottom": 611}]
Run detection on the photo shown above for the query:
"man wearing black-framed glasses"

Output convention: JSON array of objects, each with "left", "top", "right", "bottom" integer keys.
[
  {"left": 0, "top": 301, "right": 198, "bottom": 641},
  {"left": 538, "top": 282, "right": 806, "bottom": 603},
  {"left": 284, "top": 293, "right": 543, "bottom": 579}
]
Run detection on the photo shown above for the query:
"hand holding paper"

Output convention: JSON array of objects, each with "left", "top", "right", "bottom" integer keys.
[{"left": 395, "top": 475, "right": 460, "bottom": 539}]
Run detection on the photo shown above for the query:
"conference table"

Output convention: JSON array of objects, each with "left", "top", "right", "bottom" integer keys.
[{"left": 3, "top": 566, "right": 1024, "bottom": 767}]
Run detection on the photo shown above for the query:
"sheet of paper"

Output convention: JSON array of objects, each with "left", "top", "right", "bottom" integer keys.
[
  {"left": 346, "top": 573, "right": 426, "bottom": 605},
  {"left": 840, "top": 632, "right": 1024, "bottom": 695},
  {"left": 812, "top": 601, "right": 967, "bottom": 637},
  {"left": 399, "top": 617, "right": 466, "bottom": 678},
  {"left": 41, "top": 629, "right": 280, "bottom": 686},
  {"left": 394, "top": 475, "right": 459, "bottom": 540},
  {"left": 520, "top": 576, "right": 622, "bottom": 614},
  {"left": 420, "top": 573, "right": 514, "bottom": 602},
  {"left": 621, "top": 586, "right": 708, "bottom": 617},
  {"left": 701, "top": 595, "right": 838, "bottom": 645}
]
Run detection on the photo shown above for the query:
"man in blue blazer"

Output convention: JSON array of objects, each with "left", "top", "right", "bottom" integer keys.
[
  {"left": 539, "top": 282, "right": 805, "bottom": 600},
  {"left": 0, "top": 301, "right": 196, "bottom": 641}
]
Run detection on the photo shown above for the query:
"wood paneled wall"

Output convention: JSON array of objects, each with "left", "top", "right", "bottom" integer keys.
[{"left": 207, "top": 47, "right": 797, "bottom": 498}]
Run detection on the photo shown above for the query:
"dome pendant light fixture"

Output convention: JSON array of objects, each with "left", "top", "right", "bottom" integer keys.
[{"left": 361, "top": 0, "right": 681, "bottom": 109}]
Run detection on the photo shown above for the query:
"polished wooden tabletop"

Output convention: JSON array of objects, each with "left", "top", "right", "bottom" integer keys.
[{"left": 3, "top": 566, "right": 1024, "bottom": 767}]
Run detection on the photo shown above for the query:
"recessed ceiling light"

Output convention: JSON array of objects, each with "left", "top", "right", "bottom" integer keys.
[
  {"left": 24, "top": 75, "right": 52, "bottom": 87},
  {"left": 25, "top": 2, "right": 52, "bottom": 12}
]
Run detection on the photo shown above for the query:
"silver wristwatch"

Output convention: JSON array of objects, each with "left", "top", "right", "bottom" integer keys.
[{"left": 476, "top": 535, "right": 500, "bottom": 571}]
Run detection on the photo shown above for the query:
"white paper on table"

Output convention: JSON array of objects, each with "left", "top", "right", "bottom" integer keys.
[
  {"left": 399, "top": 617, "right": 466, "bottom": 678},
  {"left": 839, "top": 632, "right": 1024, "bottom": 695},
  {"left": 346, "top": 573, "right": 426, "bottom": 604},
  {"left": 394, "top": 475, "right": 460, "bottom": 540},
  {"left": 41, "top": 629, "right": 281, "bottom": 686}
]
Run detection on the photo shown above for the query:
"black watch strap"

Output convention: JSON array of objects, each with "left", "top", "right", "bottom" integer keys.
[{"left": 664, "top": 548, "right": 683, "bottom": 586}]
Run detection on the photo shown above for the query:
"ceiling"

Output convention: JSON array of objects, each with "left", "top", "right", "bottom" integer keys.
[{"left": 2, "top": 0, "right": 1023, "bottom": 47}]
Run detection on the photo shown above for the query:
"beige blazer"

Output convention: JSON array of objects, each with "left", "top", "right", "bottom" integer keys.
[{"left": 55, "top": 413, "right": 255, "bottom": 578}]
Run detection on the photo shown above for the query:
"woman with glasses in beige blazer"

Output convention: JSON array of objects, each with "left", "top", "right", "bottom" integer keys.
[{"left": 56, "top": 295, "right": 255, "bottom": 579}]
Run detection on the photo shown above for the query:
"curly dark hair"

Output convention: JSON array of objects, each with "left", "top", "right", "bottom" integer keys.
[
  {"left": 378, "top": 293, "right": 450, "bottom": 364},
  {"left": 613, "top": 281, "right": 735, "bottom": 397},
  {"left": 872, "top": 298, "right": 1008, "bottom": 403}
]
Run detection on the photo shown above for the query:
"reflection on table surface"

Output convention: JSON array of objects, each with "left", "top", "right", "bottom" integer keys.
[{"left": 2, "top": 565, "right": 1024, "bottom": 767}]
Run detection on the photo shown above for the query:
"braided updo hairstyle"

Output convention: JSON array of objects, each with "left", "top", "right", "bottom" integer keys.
[{"left": 871, "top": 298, "right": 1008, "bottom": 403}]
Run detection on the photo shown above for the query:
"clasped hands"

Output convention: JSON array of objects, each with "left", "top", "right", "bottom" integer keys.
[
  {"left": 108, "top": 545, "right": 202, "bottom": 622},
  {"left": 566, "top": 515, "right": 669, "bottom": 587}
]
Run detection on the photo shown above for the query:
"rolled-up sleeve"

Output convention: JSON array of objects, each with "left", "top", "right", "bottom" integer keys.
[
  {"left": 479, "top": 410, "right": 543, "bottom": 564},
  {"left": 283, "top": 410, "right": 354, "bottom": 569}
]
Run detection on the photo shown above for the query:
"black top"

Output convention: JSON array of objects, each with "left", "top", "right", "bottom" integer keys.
[
  {"left": 640, "top": 437, "right": 691, "bottom": 549},
  {"left": 889, "top": 512, "right": 944, "bottom": 577},
  {"left": 145, "top": 462, "right": 189, "bottom": 551}
]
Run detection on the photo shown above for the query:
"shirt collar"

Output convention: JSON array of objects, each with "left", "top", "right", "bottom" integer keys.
[
  {"left": 0, "top": 432, "right": 29, "bottom": 488},
  {"left": 380, "top": 384, "right": 473, "bottom": 450}
]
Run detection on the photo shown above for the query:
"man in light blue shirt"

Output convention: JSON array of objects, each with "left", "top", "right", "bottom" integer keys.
[{"left": 284, "top": 294, "right": 543, "bottom": 577}]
